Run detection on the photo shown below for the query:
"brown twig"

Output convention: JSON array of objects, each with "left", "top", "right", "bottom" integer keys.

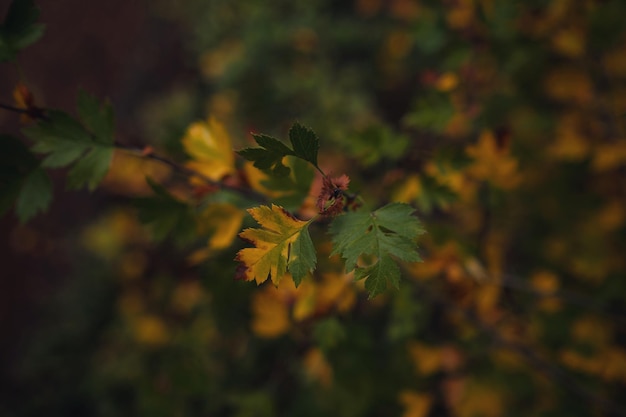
[{"left": 1, "top": 101, "right": 268, "bottom": 203}]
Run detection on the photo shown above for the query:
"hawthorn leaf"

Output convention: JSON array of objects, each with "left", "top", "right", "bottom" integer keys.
[
  {"left": 0, "top": 134, "right": 39, "bottom": 216},
  {"left": 22, "top": 97, "right": 115, "bottom": 191},
  {"left": 236, "top": 204, "right": 316, "bottom": 286},
  {"left": 289, "top": 122, "right": 319, "bottom": 168},
  {"left": 66, "top": 147, "right": 113, "bottom": 191},
  {"left": 182, "top": 118, "right": 235, "bottom": 181},
  {"left": 330, "top": 202, "right": 425, "bottom": 298},
  {"left": 135, "top": 178, "right": 196, "bottom": 245},
  {"left": 237, "top": 134, "right": 293, "bottom": 177},
  {"left": 77, "top": 89, "right": 115, "bottom": 144},
  {"left": 15, "top": 167, "right": 52, "bottom": 223}
]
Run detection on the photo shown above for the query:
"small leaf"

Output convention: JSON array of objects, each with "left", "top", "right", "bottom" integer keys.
[
  {"left": 236, "top": 205, "right": 316, "bottom": 286},
  {"left": 182, "top": 118, "right": 236, "bottom": 181},
  {"left": 135, "top": 179, "right": 197, "bottom": 244},
  {"left": 237, "top": 133, "right": 293, "bottom": 177},
  {"left": 289, "top": 122, "right": 319, "bottom": 168},
  {"left": 66, "top": 147, "right": 113, "bottom": 191},
  {"left": 22, "top": 101, "right": 115, "bottom": 191},
  {"left": 15, "top": 167, "right": 52, "bottom": 223},
  {"left": 330, "top": 203, "right": 425, "bottom": 298},
  {"left": 77, "top": 89, "right": 115, "bottom": 143}
]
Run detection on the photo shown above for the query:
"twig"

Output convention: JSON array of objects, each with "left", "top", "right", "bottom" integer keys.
[{"left": 1, "top": 101, "right": 268, "bottom": 203}]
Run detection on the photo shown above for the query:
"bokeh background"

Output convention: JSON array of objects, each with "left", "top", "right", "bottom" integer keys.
[{"left": 1, "top": 0, "right": 626, "bottom": 416}]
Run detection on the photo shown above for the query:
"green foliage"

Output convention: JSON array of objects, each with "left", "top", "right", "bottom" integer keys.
[
  {"left": 22, "top": 91, "right": 115, "bottom": 191},
  {"left": 0, "top": 134, "right": 51, "bottom": 222},
  {"left": 135, "top": 179, "right": 197, "bottom": 244},
  {"left": 330, "top": 203, "right": 425, "bottom": 298},
  {"left": 237, "top": 122, "right": 320, "bottom": 176},
  {"left": 0, "top": 0, "right": 44, "bottom": 62}
]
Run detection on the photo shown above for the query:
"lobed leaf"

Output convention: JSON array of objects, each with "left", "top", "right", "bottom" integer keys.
[
  {"left": 15, "top": 167, "right": 52, "bottom": 223},
  {"left": 330, "top": 202, "right": 425, "bottom": 298},
  {"left": 22, "top": 96, "right": 115, "bottom": 192},
  {"left": 236, "top": 205, "right": 316, "bottom": 286},
  {"left": 289, "top": 122, "right": 319, "bottom": 168}
]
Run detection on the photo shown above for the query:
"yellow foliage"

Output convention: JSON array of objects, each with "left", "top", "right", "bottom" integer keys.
[
  {"left": 591, "top": 141, "right": 626, "bottom": 172},
  {"left": 303, "top": 348, "right": 333, "bottom": 387},
  {"left": 171, "top": 281, "right": 206, "bottom": 314},
  {"left": 199, "top": 41, "right": 243, "bottom": 80},
  {"left": 436, "top": 72, "right": 459, "bottom": 92},
  {"left": 398, "top": 391, "right": 432, "bottom": 417},
  {"left": 103, "top": 150, "right": 171, "bottom": 195},
  {"left": 453, "top": 382, "right": 504, "bottom": 417},
  {"left": 549, "top": 113, "right": 590, "bottom": 161},
  {"left": 182, "top": 117, "right": 236, "bottom": 182},
  {"left": 392, "top": 174, "right": 421, "bottom": 203},
  {"left": 544, "top": 67, "right": 593, "bottom": 104},
  {"left": 466, "top": 131, "right": 521, "bottom": 189},
  {"left": 407, "top": 342, "right": 442, "bottom": 375},
  {"left": 250, "top": 282, "right": 293, "bottom": 338},
  {"left": 571, "top": 316, "right": 612, "bottom": 347},
  {"left": 551, "top": 27, "right": 586, "bottom": 58},
  {"left": 189, "top": 203, "right": 245, "bottom": 265},
  {"left": 133, "top": 315, "right": 169, "bottom": 346},
  {"left": 603, "top": 46, "right": 626, "bottom": 77},
  {"left": 236, "top": 205, "right": 312, "bottom": 285},
  {"left": 446, "top": 0, "right": 475, "bottom": 30}
]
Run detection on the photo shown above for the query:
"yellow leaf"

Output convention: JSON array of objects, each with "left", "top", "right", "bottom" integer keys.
[
  {"left": 303, "top": 348, "right": 333, "bottom": 387},
  {"left": 398, "top": 391, "right": 432, "bottom": 417},
  {"left": 132, "top": 315, "right": 169, "bottom": 346},
  {"left": 407, "top": 342, "right": 442, "bottom": 375},
  {"left": 182, "top": 117, "right": 235, "bottom": 181},
  {"left": 236, "top": 205, "right": 314, "bottom": 285},
  {"left": 466, "top": 131, "right": 520, "bottom": 189}
]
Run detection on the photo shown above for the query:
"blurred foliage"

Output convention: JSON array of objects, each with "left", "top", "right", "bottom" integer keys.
[{"left": 3, "top": 0, "right": 626, "bottom": 416}]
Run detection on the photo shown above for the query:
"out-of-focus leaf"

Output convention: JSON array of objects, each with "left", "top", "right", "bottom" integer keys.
[
  {"left": 15, "top": 167, "right": 52, "bottom": 223},
  {"left": 182, "top": 117, "right": 236, "bottom": 181},
  {"left": 135, "top": 179, "right": 197, "bottom": 244},
  {"left": 22, "top": 95, "right": 115, "bottom": 191}
]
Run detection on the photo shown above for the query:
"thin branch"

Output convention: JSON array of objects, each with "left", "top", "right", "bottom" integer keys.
[{"left": 1, "top": 101, "right": 268, "bottom": 203}]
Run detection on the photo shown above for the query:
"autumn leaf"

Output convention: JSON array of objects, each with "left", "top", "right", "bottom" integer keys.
[
  {"left": 330, "top": 203, "right": 425, "bottom": 298},
  {"left": 182, "top": 117, "right": 235, "bottom": 181},
  {"left": 236, "top": 204, "right": 316, "bottom": 286}
]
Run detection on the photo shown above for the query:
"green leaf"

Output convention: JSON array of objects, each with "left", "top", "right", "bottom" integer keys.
[
  {"left": 261, "top": 157, "right": 315, "bottom": 211},
  {"left": 237, "top": 124, "right": 321, "bottom": 177},
  {"left": 289, "top": 122, "right": 319, "bottom": 168},
  {"left": 15, "top": 167, "right": 52, "bottom": 223},
  {"left": 135, "top": 179, "right": 197, "bottom": 244},
  {"left": 66, "top": 147, "right": 113, "bottom": 191},
  {"left": 22, "top": 97, "right": 115, "bottom": 191},
  {"left": 77, "top": 89, "right": 115, "bottom": 144},
  {"left": 288, "top": 226, "right": 316, "bottom": 286},
  {"left": 237, "top": 134, "right": 292, "bottom": 177},
  {"left": 0, "top": 134, "right": 39, "bottom": 216},
  {"left": 330, "top": 203, "right": 425, "bottom": 298},
  {"left": 0, "top": 0, "right": 45, "bottom": 62}
]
